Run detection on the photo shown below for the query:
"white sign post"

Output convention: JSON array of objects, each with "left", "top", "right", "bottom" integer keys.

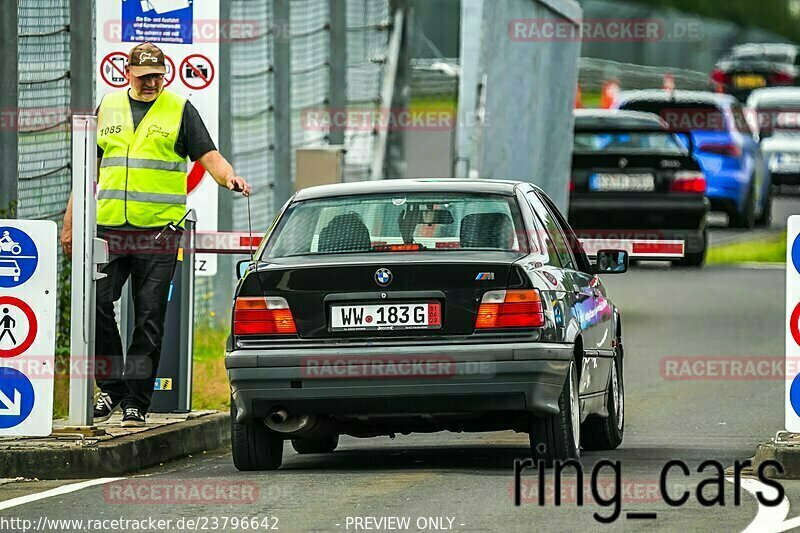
[
  {"left": 0, "top": 220, "right": 57, "bottom": 436},
  {"left": 96, "top": 0, "right": 220, "bottom": 276},
  {"left": 786, "top": 216, "right": 800, "bottom": 431}
]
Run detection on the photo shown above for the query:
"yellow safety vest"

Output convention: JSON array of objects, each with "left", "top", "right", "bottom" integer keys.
[{"left": 96, "top": 89, "right": 188, "bottom": 228}]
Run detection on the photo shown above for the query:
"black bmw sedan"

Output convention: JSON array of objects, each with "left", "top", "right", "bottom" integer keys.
[
  {"left": 227, "top": 179, "right": 628, "bottom": 469},
  {"left": 569, "top": 109, "right": 710, "bottom": 267}
]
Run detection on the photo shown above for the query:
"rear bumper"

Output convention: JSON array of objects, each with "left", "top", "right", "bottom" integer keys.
[
  {"left": 568, "top": 195, "right": 709, "bottom": 231},
  {"left": 771, "top": 171, "right": 800, "bottom": 186},
  {"left": 227, "top": 341, "right": 574, "bottom": 422},
  {"left": 705, "top": 171, "right": 749, "bottom": 211}
]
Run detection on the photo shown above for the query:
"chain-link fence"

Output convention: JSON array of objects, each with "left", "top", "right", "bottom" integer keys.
[
  {"left": 230, "top": 1, "right": 274, "bottom": 233},
  {"left": 344, "top": 0, "right": 390, "bottom": 181},
  {"left": 192, "top": 0, "right": 275, "bottom": 328},
  {"left": 17, "top": 0, "right": 74, "bottom": 347},
  {"left": 11, "top": 0, "right": 409, "bottom": 334},
  {"left": 195, "top": 0, "right": 391, "bottom": 328},
  {"left": 17, "top": 1, "right": 71, "bottom": 224}
]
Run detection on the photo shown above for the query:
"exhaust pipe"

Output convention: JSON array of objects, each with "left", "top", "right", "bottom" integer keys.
[
  {"left": 268, "top": 409, "right": 289, "bottom": 425},
  {"left": 265, "top": 408, "right": 312, "bottom": 434},
  {"left": 264, "top": 408, "right": 340, "bottom": 438}
]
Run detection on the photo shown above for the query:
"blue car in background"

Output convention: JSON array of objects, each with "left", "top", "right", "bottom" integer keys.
[{"left": 614, "top": 90, "right": 772, "bottom": 228}]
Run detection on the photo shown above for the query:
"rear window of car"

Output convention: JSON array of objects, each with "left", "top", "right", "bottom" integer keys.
[
  {"left": 264, "top": 193, "right": 528, "bottom": 258},
  {"left": 573, "top": 131, "right": 685, "bottom": 154},
  {"left": 731, "top": 50, "right": 794, "bottom": 63},
  {"left": 619, "top": 101, "right": 728, "bottom": 132}
]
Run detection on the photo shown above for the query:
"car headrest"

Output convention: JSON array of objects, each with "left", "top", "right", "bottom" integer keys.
[
  {"left": 318, "top": 212, "right": 372, "bottom": 253},
  {"left": 460, "top": 212, "right": 513, "bottom": 249}
]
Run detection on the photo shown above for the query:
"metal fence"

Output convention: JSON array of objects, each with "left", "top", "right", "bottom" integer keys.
[
  {"left": 11, "top": 0, "right": 396, "bottom": 337},
  {"left": 195, "top": 0, "right": 392, "bottom": 328},
  {"left": 17, "top": 0, "right": 71, "bottom": 224},
  {"left": 578, "top": 57, "right": 709, "bottom": 92},
  {"left": 344, "top": 0, "right": 390, "bottom": 181},
  {"left": 579, "top": 0, "right": 796, "bottom": 73}
]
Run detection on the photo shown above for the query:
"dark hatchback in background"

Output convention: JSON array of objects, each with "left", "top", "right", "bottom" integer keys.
[
  {"left": 569, "top": 109, "right": 709, "bottom": 267},
  {"left": 711, "top": 43, "right": 800, "bottom": 101},
  {"left": 227, "top": 179, "right": 629, "bottom": 470}
]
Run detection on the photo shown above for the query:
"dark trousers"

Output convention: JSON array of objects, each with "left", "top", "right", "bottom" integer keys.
[{"left": 95, "top": 227, "right": 180, "bottom": 413}]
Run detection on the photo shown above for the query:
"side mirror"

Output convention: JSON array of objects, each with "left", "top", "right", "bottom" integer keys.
[
  {"left": 593, "top": 250, "right": 629, "bottom": 274},
  {"left": 236, "top": 259, "right": 251, "bottom": 280}
]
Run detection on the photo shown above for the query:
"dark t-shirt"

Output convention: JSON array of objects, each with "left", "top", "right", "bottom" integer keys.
[
  {"left": 97, "top": 92, "right": 217, "bottom": 229},
  {"left": 97, "top": 93, "right": 217, "bottom": 161}
]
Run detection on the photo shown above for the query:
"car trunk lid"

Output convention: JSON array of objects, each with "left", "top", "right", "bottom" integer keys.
[{"left": 236, "top": 252, "right": 522, "bottom": 338}]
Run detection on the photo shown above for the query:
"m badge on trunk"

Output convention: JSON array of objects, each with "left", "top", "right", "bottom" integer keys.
[{"left": 375, "top": 268, "right": 393, "bottom": 286}]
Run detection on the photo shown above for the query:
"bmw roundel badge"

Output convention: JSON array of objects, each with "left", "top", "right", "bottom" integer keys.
[{"left": 375, "top": 268, "right": 393, "bottom": 286}]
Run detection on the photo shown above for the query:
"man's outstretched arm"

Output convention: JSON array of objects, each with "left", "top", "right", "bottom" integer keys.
[{"left": 197, "top": 150, "right": 251, "bottom": 196}]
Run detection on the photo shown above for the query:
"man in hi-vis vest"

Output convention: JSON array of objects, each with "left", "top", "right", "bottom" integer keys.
[{"left": 61, "top": 43, "right": 250, "bottom": 427}]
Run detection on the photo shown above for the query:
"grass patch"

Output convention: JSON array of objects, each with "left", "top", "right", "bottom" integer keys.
[
  {"left": 409, "top": 95, "right": 457, "bottom": 113},
  {"left": 707, "top": 232, "right": 787, "bottom": 265},
  {"left": 53, "top": 372, "right": 69, "bottom": 419},
  {"left": 580, "top": 90, "right": 602, "bottom": 108},
  {"left": 192, "top": 328, "right": 230, "bottom": 411}
]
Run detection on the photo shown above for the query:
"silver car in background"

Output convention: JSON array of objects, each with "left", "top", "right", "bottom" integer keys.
[{"left": 746, "top": 87, "right": 800, "bottom": 192}]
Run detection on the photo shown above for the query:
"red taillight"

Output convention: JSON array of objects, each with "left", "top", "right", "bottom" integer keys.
[
  {"left": 670, "top": 171, "right": 706, "bottom": 193},
  {"left": 699, "top": 142, "right": 741, "bottom": 158},
  {"left": 770, "top": 71, "right": 794, "bottom": 85},
  {"left": 569, "top": 181, "right": 575, "bottom": 193},
  {"left": 475, "top": 289, "right": 544, "bottom": 329},
  {"left": 710, "top": 68, "right": 730, "bottom": 86},
  {"left": 234, "top": 297, "right": 297, "bottom": 335}
]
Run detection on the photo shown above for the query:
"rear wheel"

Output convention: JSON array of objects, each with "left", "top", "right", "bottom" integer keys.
[
  {"left": 755, "top": 185, "right": 773, "bottom": 227},
  {"left": 730, "top": 181, "right": 756, "bottom": 229},
  {"left": 231, "top": 402, "right": 284, "bottom": 471},
  {"left": 529, "top": 360, "right": 580, "bottom": 465},
  {"left": 291, "top": 435, "right": 339, "bottom": 454},
  {"left": 581, "top": 343, "right": 624, "bottom": 451},
  {"left": 674, "top": 228, "right": 707, "bottom": 268}
]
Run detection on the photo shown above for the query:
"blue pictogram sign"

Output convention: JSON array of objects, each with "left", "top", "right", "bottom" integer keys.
[
  {"left": 792, "top": 233, "right": 800, "bottom": 276},
  {"left": 0, "top": 367, "right": 35, "bottom": 429},
  {"left": 0, "top": 227, "right": 38, "bottom": 288},
  {"left": 122, "top": 0, "right": 195, "bottom": 45},
  {"left": 791, "top": 373, "right": 800, "bottom": 418}
]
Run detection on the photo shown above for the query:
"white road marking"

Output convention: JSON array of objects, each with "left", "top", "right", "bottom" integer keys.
[
  {"left": 0, "top": 477, "right": 123, "bottom": 511},
  {"left": 736, "top": 263, "right": 786, "bottom": 270},
  {"left": 729, "top": 477, "right": 799, "bottom": 533}
]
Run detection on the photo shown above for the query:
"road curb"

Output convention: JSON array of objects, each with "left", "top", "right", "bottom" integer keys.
[
  {"left": 0, "top": 412, "right": 230, "bottom": 479},
  {"left": 754, "top": 441, "right": 800, "bottom": 479}
]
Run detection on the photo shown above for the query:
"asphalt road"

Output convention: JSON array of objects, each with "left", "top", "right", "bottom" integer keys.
[
  {"left": 0, "top": 265, "right": 796, "bottom": 532},
  {"left": 708, "top": 194, "right": 797, "bottom": 248}
]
